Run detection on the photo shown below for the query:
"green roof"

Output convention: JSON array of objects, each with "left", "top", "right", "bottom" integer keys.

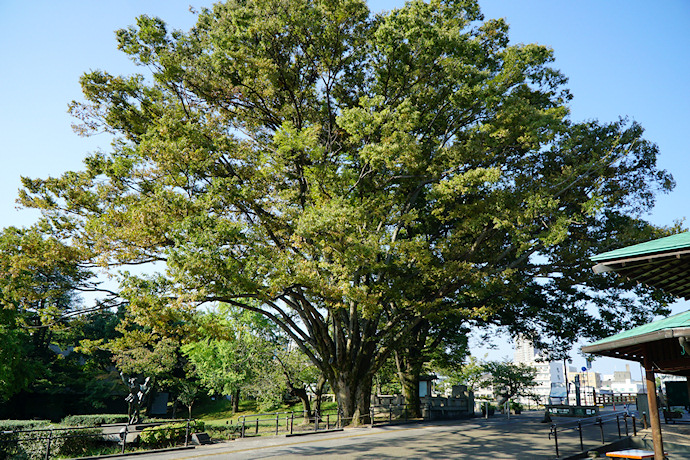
[
  {"left": 591, "top": 231, "right": 690, "bottom": 262},
  {"left": 586, "top": 310, "right": 690, "bottom": 348}
]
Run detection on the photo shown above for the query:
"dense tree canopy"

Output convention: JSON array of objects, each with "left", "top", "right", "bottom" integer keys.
[{"left": 19, "top": 0, "right": 675, "bottom": 420}]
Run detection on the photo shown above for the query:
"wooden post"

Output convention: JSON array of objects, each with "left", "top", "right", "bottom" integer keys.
[{"left": 643, "top": 353, "right": 664, "bottom": 460}]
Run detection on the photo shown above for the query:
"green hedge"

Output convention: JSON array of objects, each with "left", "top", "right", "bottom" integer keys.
[
  {"left": 140, "top": 421, "right": 205, "bottom": 447},
  {"left": 0, "top": 420, "right": 51, "bottom": 431},
  {"left": 0, "top": 423, "right": 103, "bottom": 460},
  {"left": 60, "top": 414, "right": 129, "bottom": 427}
]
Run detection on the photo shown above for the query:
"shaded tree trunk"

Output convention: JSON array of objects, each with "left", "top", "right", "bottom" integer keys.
[
  {"left": 284, "top": 371, "right": 312, "bottom": 420},
  {"left": 314, "top": 375, "right": 326, "bottom": 416},
  {"left": 395, "top": 349, "right": 423, "bottom": 418},
  {"left": 394, "top": 320, "right": 430, "bottom": 418},
  {"left": 232, "top": 389, "right": 240, "bottom": 413},
  {"left": 332, "top": 370, "right": 373, "bottom": 426}
]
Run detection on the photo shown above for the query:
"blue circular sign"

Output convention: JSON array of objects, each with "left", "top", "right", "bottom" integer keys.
[{"left": 581, "top": 367, "right": 587, "bottom": 372}]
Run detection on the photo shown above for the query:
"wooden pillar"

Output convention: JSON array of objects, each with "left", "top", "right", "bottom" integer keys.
[{"left": 643, "top": 353, "right": 664, "bottom": 460}]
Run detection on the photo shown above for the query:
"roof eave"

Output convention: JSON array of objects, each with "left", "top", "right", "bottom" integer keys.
[{"left": 582, "top": 327, "right": 690, "bottom": 355}]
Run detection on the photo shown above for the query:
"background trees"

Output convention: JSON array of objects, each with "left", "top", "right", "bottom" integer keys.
[
  {"left": 17, "top": 0, "right": 675, "bottom": 421},
  {"left": 481, "top": 361, "right": 538, "bottom": 405}
]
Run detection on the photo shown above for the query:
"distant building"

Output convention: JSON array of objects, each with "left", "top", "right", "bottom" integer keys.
[
  {"left": 599, "top": 364, "right": 644, "bottom": 394},
  {"left": 513, "top": 337, "right": 565, "bottom": 404}
]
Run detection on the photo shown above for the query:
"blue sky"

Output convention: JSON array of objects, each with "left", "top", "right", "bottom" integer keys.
[{"left": 1, "top": 0, "right": 688, "bottom": 375}]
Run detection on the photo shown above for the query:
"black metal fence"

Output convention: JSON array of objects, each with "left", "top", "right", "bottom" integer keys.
[
  {"left": 549, "top": 411, "right": 638, "bottom": 458},
  {"left": 0, "top": 419, "right": 195, "bottom": 460},
  {"left": 234, "top": 404, "right": 425, "bottom": 438},
  {"left": 236, "top": 409, "right": 343, "bottom": 437}
]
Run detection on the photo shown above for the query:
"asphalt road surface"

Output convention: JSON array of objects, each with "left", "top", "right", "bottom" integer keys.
[{"left": 115, "top": 412, "right": 573, "bottom": 459}]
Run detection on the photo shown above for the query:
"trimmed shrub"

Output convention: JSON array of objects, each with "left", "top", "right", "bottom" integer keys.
[
  {"left": 60, "top": 414, "right": 129, "bottom": 427},
  {"left": 140, "top": 421, "right": 204, "bottom": 447},
  {"left": 54, "top": 428, "right": 103, "bottom": 458},
  {"left": 0, "top": 420, "right": 51, "bottom": 431}
]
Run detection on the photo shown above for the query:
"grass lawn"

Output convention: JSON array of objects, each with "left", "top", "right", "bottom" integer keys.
[{"left": 192, "top": 396, "right": 339, "bottom": 426}]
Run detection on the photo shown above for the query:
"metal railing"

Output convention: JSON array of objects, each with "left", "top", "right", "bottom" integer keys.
[
  {"left": 0, "top": 419, "right": 195, "bottom": 460},
  {"left": 549, "top": 411, "right": 638, "bottom": 458},
  {"left": 236, "top": 409, "right": 343, "bottom": 437}
]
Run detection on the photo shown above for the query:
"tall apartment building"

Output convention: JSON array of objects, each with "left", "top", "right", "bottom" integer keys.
[{"left": 513, "top": 337, "right": 565, "bottom": 404}]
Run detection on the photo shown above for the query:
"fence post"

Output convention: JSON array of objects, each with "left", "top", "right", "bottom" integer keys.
[
  {"left": 578, "top": 421, "right": 583, "bottom": 451},
  {"left": 553, "top": 426, "right": 559, "bottom": 458},
  {"left": 616, "top": 415, "right": 621, "bottom": 439},
  {"left": 389, "top": 406, "right": 392, "bottom": 423},
  {"left": 327, "top": 414, "right": 330, "bottom": 430},
  {"left": 598, "top": 417, "right": 605, "bottom": 444},
  {"left": 624, "top": 414, "right": 629, "bottom": 437},
  {"left": 314, "top": 412, "right": 318, "bottom": 432},
  {"left": 241, "top": 419, "right": 246, "bottom": 438},
  {"left": 255, "top": 418, "right": 259, "bottom": 435},
  {"left": 632, "top": 415, "right": 637, "bottom": 436},
  {"left": 185, "top": 420, "right": 191, "bottom": 447},
  {"left": 45, "top": 430, "right": 52, "bottom": 460},
  {"left": 642, "top": 412, "right": 648, "bottom": 429},
  {"left": 276, "top": 414, "right": 279, "bottom": 436},
  {"left": 290, "top": 413, "right": 294, "bottom": 435},
  {"left": 121, "top": 425, "right": 128, "bottom": 454},
  {"left": 370, "top": 409, "right": 374, "bottom": 428}
]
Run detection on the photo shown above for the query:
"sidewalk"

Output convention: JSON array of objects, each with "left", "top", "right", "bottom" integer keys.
[{"left": 113, "top": 411, "right": 572, "bottom": 459}]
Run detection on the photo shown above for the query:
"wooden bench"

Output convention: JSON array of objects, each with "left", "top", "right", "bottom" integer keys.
[{"left": 605, "top": 449, "right": 666, "bottom": 459}]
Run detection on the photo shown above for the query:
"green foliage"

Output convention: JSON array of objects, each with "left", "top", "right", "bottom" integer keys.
[
  {"left": 0, "top": 421, "right": 51, "bottom": 431},
  {"left": 183, "top": 306, "right": 290, "bottom": 412},
  {"left": 482, "top": 361, "right": 538, "bottom": 402},
  {"left": 53, "top": 428, "right": 102, "bottom": 459},
  {"left": 177, "top": 380, "right": 201, "bottom": 419},
  {"left": 17, "top": 0, "right": 676, "bottom": 420},
  {"left": 441, "top": 355, "right": 486, "bottom": 392},
  {"left": 140, "top": 421, "right": 204, "bottom": 447},
  {"left": 60, "top": 414, "right": 129, "bottom": 427},
  {"left": 0, "top": 226, "right": 96, "bottom": 401}
]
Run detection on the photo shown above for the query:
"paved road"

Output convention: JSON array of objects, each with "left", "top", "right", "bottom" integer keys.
[{"left": 117, "top": 412, "right": 579, "bottom": 459}]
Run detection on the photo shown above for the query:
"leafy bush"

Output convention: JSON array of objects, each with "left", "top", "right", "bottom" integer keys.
[
  {"left": 0, "top": 428, "right": 63, "bottom": 460},
  {"left": 0, "top": 420, "right": 51, "bottom": 431},
  {"left": 140, "top": 421, "right": 204, "bottom": 447},
  {"left": 0, "top": 423, "right": 102, "bottom": 460},
  {"left": 204, "top": 422, "right": 242, "bottom": 440},
  {"left": 60, "top": 414, "right": 129, "bottom": 427},
  {"left": 54, "top": 428, "right": 103, "bottom": 458}
]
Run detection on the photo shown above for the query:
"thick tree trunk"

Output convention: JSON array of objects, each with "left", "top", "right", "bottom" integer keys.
[
  {"left": 332, "top": 368, "right": 373, "bottom": 425},
  {"left": 394, "top": 320, "right": 430, "bottom": 418},
  {"left": 395, "top": 349, "right": 423, "bottom": 418},
  {"left": 232, "top": 389, "right": 240, "bottom": 413}
]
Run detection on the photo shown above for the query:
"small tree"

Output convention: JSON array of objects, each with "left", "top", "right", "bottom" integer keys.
[
  {"left": 482, "top": 361, "right": 538, "bottom": 405},
  {"left": 177, "top": 380, "right": 200, "bottom": 420}
]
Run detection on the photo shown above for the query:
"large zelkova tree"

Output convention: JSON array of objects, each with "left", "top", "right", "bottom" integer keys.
[{"left": 19, "top": 0, "right": 676, "bottom": 421}]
